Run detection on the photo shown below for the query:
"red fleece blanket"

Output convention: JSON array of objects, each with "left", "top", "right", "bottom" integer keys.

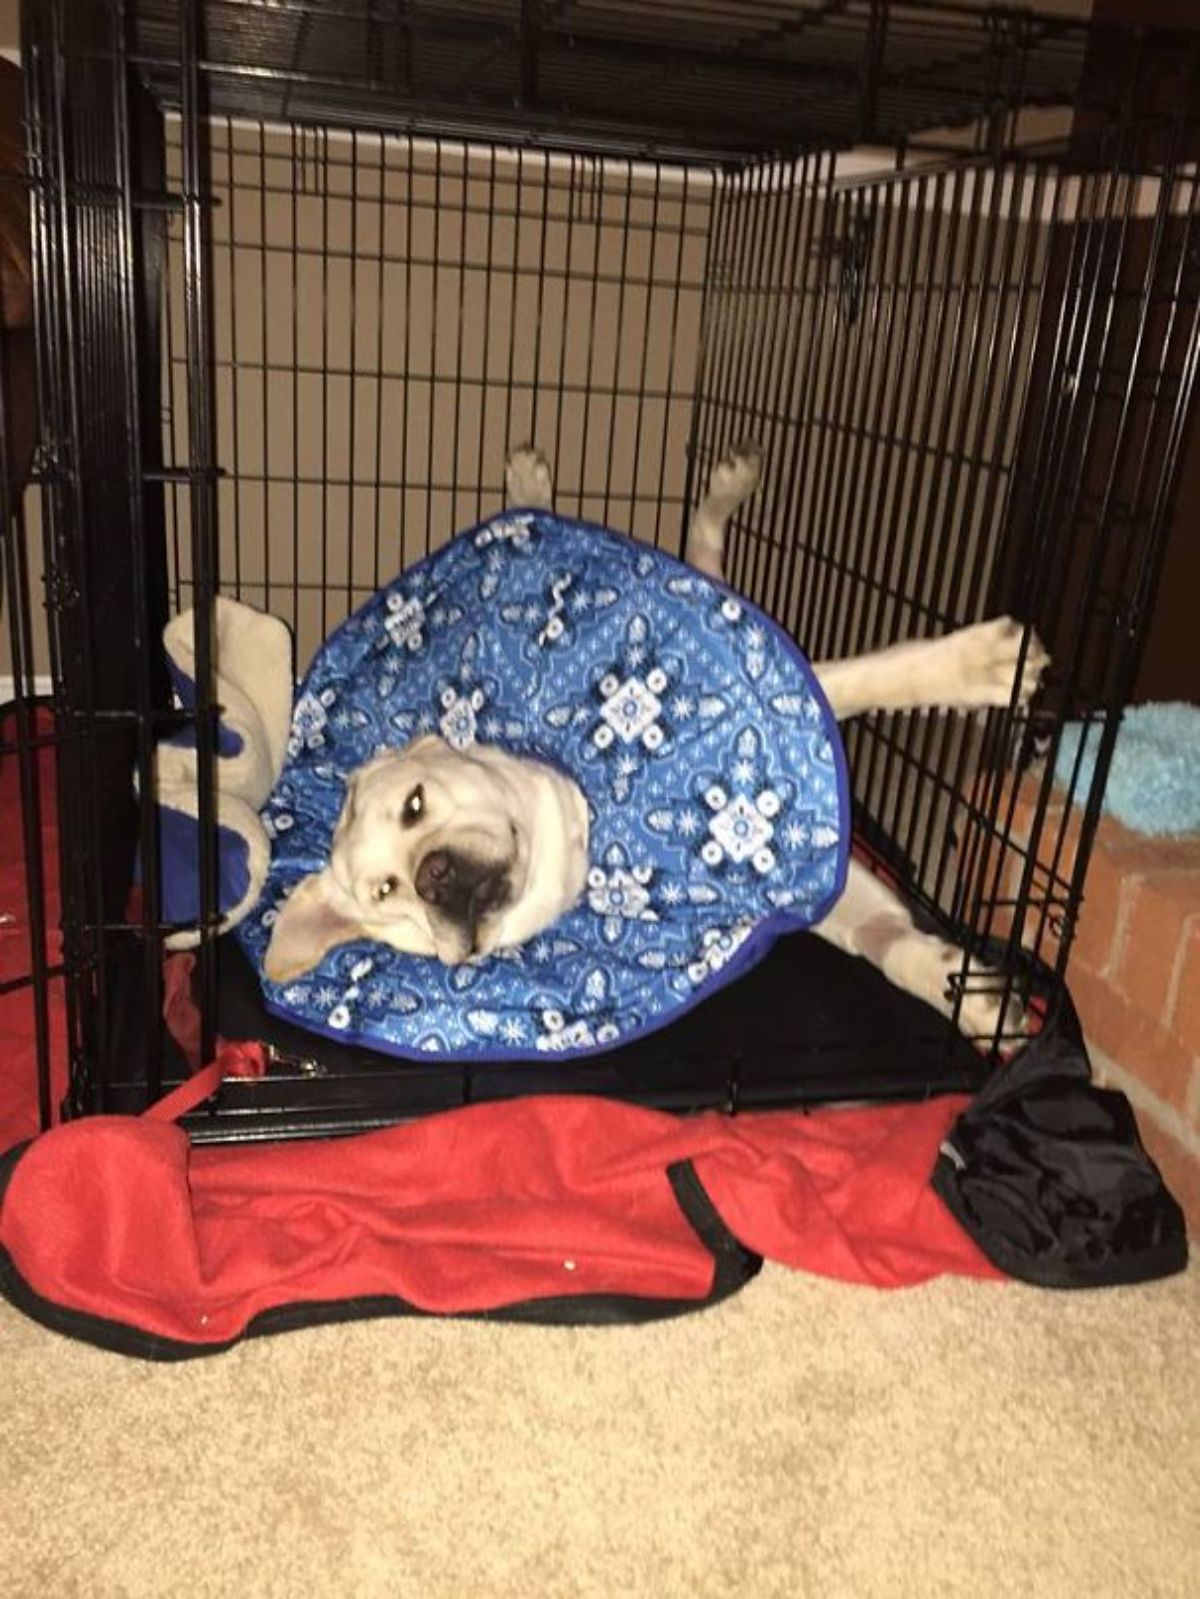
[
  {"left": 0, "top": 1048, "right": 1000, "bottom": 1357},
  {"left": 0, "top": 713, "right": 1002, "bottom": 1358}
]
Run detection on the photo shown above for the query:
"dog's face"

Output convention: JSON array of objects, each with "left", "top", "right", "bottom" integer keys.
[{"left": 264, "top": 734, "right": 540, "bottom": 980}]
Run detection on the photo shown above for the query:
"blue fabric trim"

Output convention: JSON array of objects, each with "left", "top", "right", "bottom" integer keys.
[
  {"left": 164, "top": 657, "right": 244, "bottom": 758},
  {"left": 238, "top": 511, "right": 850, "bottom": 1061},
  {"left": 152, "top": 805, "right": 252, "bottom": 924}
]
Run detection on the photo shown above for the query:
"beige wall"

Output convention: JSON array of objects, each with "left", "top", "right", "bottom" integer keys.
[
  {"left": 0, "top": 1, "right": 17, "bottom": 60},
  {"left": 161, "top": 122, "right": 713, "bottom": 667}
]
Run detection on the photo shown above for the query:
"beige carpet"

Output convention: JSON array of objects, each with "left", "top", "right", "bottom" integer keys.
[{"left": 2, "top": 1260, "right": 1196, "bottom": 1599}]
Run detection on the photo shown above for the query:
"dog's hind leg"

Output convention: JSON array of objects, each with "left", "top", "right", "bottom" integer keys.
[
  {"left": 813, "top": 857, "right": 1024, "bottom": 1042},
  {"left": 812, "top": 617, "right": 1049, "bottom": 723},
  {"left": 685, "top": 440, "right": 763, "bottom": 581},
  {"left": 505, "top": 444, "right": 555, "bottom": 509}
]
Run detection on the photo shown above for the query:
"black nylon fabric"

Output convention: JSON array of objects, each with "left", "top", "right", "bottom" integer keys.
[{"left": 934, "top": 1026, "right": 1188, "bottom": 1289}]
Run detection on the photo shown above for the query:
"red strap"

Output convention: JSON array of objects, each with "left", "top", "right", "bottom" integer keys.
[{"left": 142, "top": 1042, "right": 268, "bottom": 1124}]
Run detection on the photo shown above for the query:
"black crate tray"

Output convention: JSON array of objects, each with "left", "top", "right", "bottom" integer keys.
[{"left": 192, "top": 927, "right": 995, "bottom": 1142}]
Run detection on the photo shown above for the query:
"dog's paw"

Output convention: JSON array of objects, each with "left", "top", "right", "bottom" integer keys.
[
  {"left": 505, "top": 443, "right": 554, "bottom": 509},
  {"left": 944, "top": 616, "right": 1050, "bottom": 711},
  {"left": 705, "top": 439, "right": 763, "bottom": 511},
  {"left": 885, "top": 933, "right": 1026, "bottom": 1044}
]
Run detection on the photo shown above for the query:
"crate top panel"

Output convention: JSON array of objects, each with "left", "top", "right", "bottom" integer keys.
[{"left": 115, "top": 0, "right": 1112, "bottom": 161}]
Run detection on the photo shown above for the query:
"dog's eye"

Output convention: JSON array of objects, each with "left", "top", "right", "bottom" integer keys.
[
  {"left": 400, "top": 785, "right": 425, "bottom": 828},
  {"left": 374, "top": 875, "right": 400, "bottom": 903}
]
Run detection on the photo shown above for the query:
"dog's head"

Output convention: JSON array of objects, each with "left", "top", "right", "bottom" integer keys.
[{"left": 264, "top": 734, "right": 540, "bottom": 981}]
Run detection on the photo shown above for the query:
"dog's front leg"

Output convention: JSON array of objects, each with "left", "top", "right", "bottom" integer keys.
[
  {"left": 813, "top": 857, "right": 1023, "bottom": 1040},
  {"left": 812, "top": 617, "right": 1049, "bottom": 723}
]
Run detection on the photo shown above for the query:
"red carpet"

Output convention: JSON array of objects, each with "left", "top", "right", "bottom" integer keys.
[{"left": 0, "top": 709, "right": 66, "bottom": 1151}]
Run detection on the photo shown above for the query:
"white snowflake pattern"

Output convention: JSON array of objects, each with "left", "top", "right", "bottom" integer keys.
[
  {"left": 384, "top": 593, "right": 426, "bottom": 652},
  {"left": 537, "top": 1019, "right": 593, "bottom": 1053},
  {"left": 536, "top": 573, "right": 575, "bottom": 646},
  {"left": 670, "top": 694, "right": 695, "bottom": 720},
  {"left": 262, "top": 811, "right": 293, "bottom": 841},
  {"left": 599, "top": 675, "right": 662, "bottom": 745},
  {"left": 288, "top": 687, "right": 336, "bottom": 756},
  {"left": 677, "top": 809, "right": 702, "bottom": 837},
  {"left": 707, "top": 792, "right": 775, "bottom": 868},
  {"left": 685, "top": 920, "right": 755, "bottom": 986},
  {"left": 439, "top": 685, "right": 485, "bottom": 749},
  {"left": 588, "top": 863, "right": 652, "bottom": 927},
  {"left": 501, "top": 1017, "right": 526, "bottom": 1043},
  {"left": 476, "top": 513, "right": 534, "bottom": 549},
  {"left": 536, "top": 1012, "right": 620, "bottom": 1054}
]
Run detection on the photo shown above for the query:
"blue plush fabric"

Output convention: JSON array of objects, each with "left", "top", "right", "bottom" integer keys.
[
  {"left": 1054, "top": 703, "right": 1200, "bottom": 837},
  {"left": 154, "top": 806, "right": 251, "bottom": 924},
  {"left": 163, "top": 656, "right": 244, "bottom": 757},
  {"left": 141, "top": 654, "right": 249, "bottom": 924},
  {"left": 237, "top": 511, "right": 850, "bottom": 1060}
]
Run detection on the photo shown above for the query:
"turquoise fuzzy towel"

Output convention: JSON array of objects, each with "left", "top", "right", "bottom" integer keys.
[{"left": 1054, "top": 703, "right": 1200, "bottom": 837}]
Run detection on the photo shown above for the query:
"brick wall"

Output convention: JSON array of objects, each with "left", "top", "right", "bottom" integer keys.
[{"left": 1005, "top": 776, "right": 1200, "bottom": 1231}]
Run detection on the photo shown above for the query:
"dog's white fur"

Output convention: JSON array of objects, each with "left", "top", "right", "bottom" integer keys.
[
  {"left": 267, "top": 441, "right": 1048, "bottom": 1041},
  {"left": 264, "top": 736, "right": 588, "bottom": 975}
]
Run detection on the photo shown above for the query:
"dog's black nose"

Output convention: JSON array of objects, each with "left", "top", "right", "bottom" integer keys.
[{"left": 415, "top": 849, "right": 453, "bottom": 904}]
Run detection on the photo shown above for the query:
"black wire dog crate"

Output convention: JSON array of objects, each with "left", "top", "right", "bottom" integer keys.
[{"left": 5, "top": 1, "right": 1199, "bottom": 1138}]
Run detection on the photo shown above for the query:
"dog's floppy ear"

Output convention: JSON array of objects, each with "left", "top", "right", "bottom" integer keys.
[
  {"left": 262, "top": 869, "right": 367, "bottom": 983},
  {"left": 332, "top": 768, "right": 361, "bottom": 846}
]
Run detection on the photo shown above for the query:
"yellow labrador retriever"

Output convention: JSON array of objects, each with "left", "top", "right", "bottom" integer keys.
[
  {"left": 266, "top": 444, "right": 1048, "bottom": 1038},
  {"left": 264, "top": 735, "right": 588, "bottom": 976}
]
